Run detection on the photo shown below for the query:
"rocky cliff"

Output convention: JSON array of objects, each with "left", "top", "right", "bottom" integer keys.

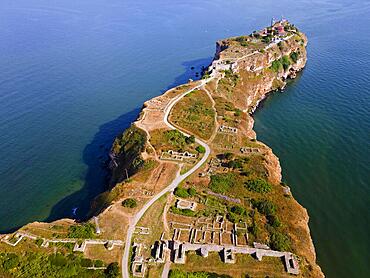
[{"left": 205, "top": 24, "right": 324, "bottom": 277}]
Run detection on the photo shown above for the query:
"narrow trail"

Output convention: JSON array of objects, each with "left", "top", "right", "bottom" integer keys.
[
  {"left": 120, "top": 36, "right": 291, "bottom": 276},
  {"left": 121, "top": 79, "right": 212, "bottom": 278}
]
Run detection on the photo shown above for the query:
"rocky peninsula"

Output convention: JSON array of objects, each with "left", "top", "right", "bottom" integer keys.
[{"left": 0, "top": 20, "right": 324, "bottom": 278}]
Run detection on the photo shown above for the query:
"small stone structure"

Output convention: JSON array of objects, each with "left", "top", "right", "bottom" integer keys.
[
  {"left": 160, "top": 150, "right": 197, "bottom": 162},
  {"left": 132, "top": 243, "right": 146, "bottom": 277},
  {"left": 253, "top": 242, "right": 270, "bottom": 250},
  {"left": 73, "top": 239, "right": 123, "bottom": 252},
  {"left": 171, "top": 241, "right": 300, "bottom": 275},
  {"left": 240, "top": 147, "right": 261, "bottom": 154},
  {"left": 223, "top": 248, "right": 236, "bottom": 263},
  {"left": 1, "top": 231, "right": 123, "bottom": 253},
  {"left": 134, "top": 226, "right": 150, "bottom": 235},
  {"left": 176, "top": 199, "right": 197, "bottom": 211},
  {"left": 219, "top": 125, "right": 238, "bottom": 134},
  {"left": 153, "top": 241, "right": 166, "bottom": 263}
]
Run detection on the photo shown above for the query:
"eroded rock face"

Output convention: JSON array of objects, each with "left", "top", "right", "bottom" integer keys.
[{"left": 211, "top": 31, "right": 324, "bottom": 277}]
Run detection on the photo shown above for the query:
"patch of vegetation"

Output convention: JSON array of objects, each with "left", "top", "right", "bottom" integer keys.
[
  {"left": 245, "top": 178, "right": 272, "bottom": 193},
  {"left": 186, "top": 135, "right": 196, "bottom": 144},
  {"left": 105, "top": 262, "right": 120, "bottom": 278},
  {"left": 209, "top": 173, "right": 237, "bottom": 194},
  {"left": 0, "top": 252, "right": 106, "bottom": 277},
  {"left": 174, "top": 186, "right": 196, "bottom": 199},
  {"left": 234, "top": 36, "right": 249, "bottom": 47},
  {"left": 110, "top": 125, "right": 147, "bottom": 183},
  {"left": 227, "top": 205, "right": 248, "bottom": 223},
  {"left": 234, "top": 109, "right": 242, "bottom": 117},
  {"left": 224, "top": 70, "right": 239, "bottom": 87},
  {"left": 196, "top": 145, "right": 206, "bottom": 153},
  {"left": 270, "top": 55, "right": 292, "bottom": 72},
  {"left": 281, "top": 55, "right": 291, "bottom": 71},
  {"left": 270, "top": 59, "right": 282, "bottom": 73},
  {"left": 269, "top": 231, "right": 291, "bottom": 251},
  {"left": 68, "top": 223, "right": 95, "bottom": 239},
  {"left": 251, "top": 199, "right": 276, "bottom": 216},
  {"left": 35, "top": 238, "right": 43, "bottom": 247},
  {"left": 169, "top": 269, "right": 232, "bottom": 278},
  {"left": 170, "top": 206, "right": 196, "bottom": 217},
  {"left": 165, "top": 130, "right": 189, "bottom": 148},
  {"left": 290, "top": 51, "right": 299, "bottom": 63},
  {"left": 188, "top": 187, "right": 197, "bottom": 196},
  {"left": 213, "top": 97, "right": 236, "bottom": 116},
  {"left": 170, "top": 90, "right": 216, "bottom": 140},
  {"left": 122, "top": 198, "right": 137, "bottom": 208},
  {"left": 201, "top": 73, "right": 211, "bottom": 79},
  {"left": 174, "top": 187, "right": 191, "bottom": 198}
]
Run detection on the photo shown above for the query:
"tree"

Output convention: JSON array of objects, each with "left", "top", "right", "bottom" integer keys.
[
  {"left": 105, "top": 262, "right": 120, "bottom": 278},
  {"left": 174, "top": 187, "right": 190, "bottom": 198},
  {"left": 290, "top": 51, "right": 299, "bottom": 63},
  {"left": 270, "top": 232, "right": 290, "bottom": 251},
  {"left": 188, "top": 187, "right": 197, "bottom": 197},
  {"left": 224, "top": 152, "right": 234, "bottom": 160},
  {"left": 122, "top": 198, "right": 137, "bottom": 208},
  {"left": 68, "top": 223, "right": 95, "bottom": 239},
  {"left": 196, "top": 145, "right": 206, "bottom": 153},
  {"left": 246, "top": 178, "right": 272, "bottom": 193},
  {"left": 186, "top": 135, "right": 195, "bottom": 144}
]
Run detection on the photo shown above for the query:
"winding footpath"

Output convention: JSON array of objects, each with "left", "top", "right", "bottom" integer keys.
[
  {"left": 120, "top": 35, "right": 292, "bottom": 276},
  {"left": 121, "top": 79, "right": 212, "bottom": 278}
]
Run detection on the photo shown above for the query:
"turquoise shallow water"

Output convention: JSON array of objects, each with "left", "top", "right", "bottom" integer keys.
[{"left": 0, "top": 0, "right": 369, "bottom": 277}]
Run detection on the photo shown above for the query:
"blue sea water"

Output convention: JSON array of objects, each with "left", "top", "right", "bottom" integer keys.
[{"left": 0, "top": 0, "right": 369, "bottom": 277}]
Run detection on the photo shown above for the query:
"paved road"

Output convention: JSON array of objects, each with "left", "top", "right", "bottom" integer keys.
[{"left": 121, "top": 79, "right": 211, "bottom": 278}]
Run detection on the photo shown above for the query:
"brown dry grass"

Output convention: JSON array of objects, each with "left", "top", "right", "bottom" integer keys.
[
  {"left": 169, "top": 89, "right": 216, "bottom": 140},
  {"left": 84, "top": 244, "right": 122, "bottom": 266},
  {"left": 172, "top": 252, "right": 290, "bottom": 278}
]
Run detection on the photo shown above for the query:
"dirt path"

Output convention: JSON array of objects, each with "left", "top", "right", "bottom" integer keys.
[{"left": 121, "top": 79, "right": 212, "bottom": 278}]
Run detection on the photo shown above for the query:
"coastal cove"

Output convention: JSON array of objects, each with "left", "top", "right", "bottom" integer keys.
[{"left": 0, "top": 0, "right": 369, "bottom": 277}]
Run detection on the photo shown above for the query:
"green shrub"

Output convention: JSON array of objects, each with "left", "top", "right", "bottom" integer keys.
[
  {"left": 94, "top": 259, "right": 104, "bottom": 267},
  {"left": 196, "top": 145, "right": 206, "bottom": 153},
  {"left": 170, "top": 206, "right": 195, "bottom": 217},
  {"left": 281, "top": 55, "right": 291, "bottom": 71},
  {"left": 227, "top": 159, "right": 243, "bottom": 169},
  {"left": 68, "top": 223, "right": 95, "bottom": 239},
  {"left": 249, "top": 221, "right": 259, "bottom": 238},
  {"left": 252, "top": 199, "right": 276, "bottom": 216},
  {"left": 234, "top": 109, "right": 242, "bottom": 117},
  {"left": 224, "top": 152, "right": 234, "bottom": 160},
  {"left": 270, "top": 231, "right": 290, "bottom": 251},
  {"left": 80, "top": 258, "right": 93, "bottom": 267},
  {"left": 2, "top": 253, "right": 19, "bottom": 270},
  {"left": 165, "top": 130, "right": 188, "bottom": 148},
  {"left": 246, "top": 178, "right": 272, "bottom": 193},
  {"left": 290, "top": 51, "right": 299, "bottom": 63},
  {"left": 209, "top": 173, "right": 236, "bottom": 194},
  {"left": 270, "top": 60, "right": 282, "bottom": 72},
  {"left": 35, "top": 238, "right": 43, "bottom": 247},
  {"left": 122, "top": 198, "right": 137, "bottom": 208},
  {"left": 105, "top": 262, "right": 120, "bottom": 278},
  {"left": 267, "top": 214, "right": 281, "bottom": 228},
  {"left": 174, "top": 187, "right": 190, "bottom": 198},
  {"left": 48, "top": 253, "right": 67, "bottom": 267},
  {"left": 188, "top": 187, "right": 197, "bottom": 197},
  {"left": 186, "top": 135, "right": 195, "bottom": 144},
  {"left": 230, "top": 205, "right": 245, "bottom": 215}
]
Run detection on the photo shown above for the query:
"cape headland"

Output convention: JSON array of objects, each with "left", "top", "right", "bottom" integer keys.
[{"left": 0, "top": 20, "right": 324, "bottom": 278}]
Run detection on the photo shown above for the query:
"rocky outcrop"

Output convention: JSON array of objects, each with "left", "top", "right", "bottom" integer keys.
[{"left": 209, "top": 28, "right": 324, "bottom": 277}]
